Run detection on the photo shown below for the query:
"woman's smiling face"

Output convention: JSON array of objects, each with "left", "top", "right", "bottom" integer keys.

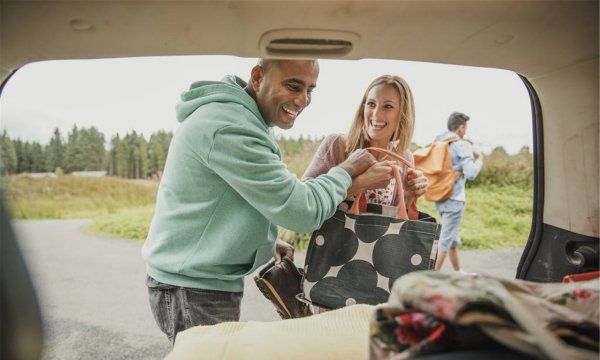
[{"left": 363, "top": 83, "right": 401, "bottom": 147}]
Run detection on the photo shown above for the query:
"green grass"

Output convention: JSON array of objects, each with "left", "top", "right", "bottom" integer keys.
[
  {"left": 3, "top": 174, "right": 532, "bottom": 250},
  {"left": 276, "top": 138, "right": 534, "bottom": 250},
  {"left": 282, "top": 184, "right": 533, "bottom": 251},
  {"left": 85, "top": 205, "right": 155, "bottom": 241},
  {"left": 3, "top": 175, "right": 158, "bottom": 219},
  {"left": 417, "top": 185, "right": 533, "bottom": 249}
]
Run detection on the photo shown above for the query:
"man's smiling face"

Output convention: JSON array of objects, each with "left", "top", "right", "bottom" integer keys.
[{"left": 251, "top": 60, "right": 319, "bottom": 129}]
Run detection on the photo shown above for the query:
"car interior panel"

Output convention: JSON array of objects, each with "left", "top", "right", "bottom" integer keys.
[{"left": 1, "top": 1, "right": 597, "bottom": 359}]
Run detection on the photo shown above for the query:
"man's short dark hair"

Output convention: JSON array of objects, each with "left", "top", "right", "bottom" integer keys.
[{"left": 447, "top": 112, "right": 470, "bottom": 131}]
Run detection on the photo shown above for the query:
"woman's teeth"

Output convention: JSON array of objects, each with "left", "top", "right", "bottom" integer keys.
[{"left": 370, "top": 121, "right": 387, "bottom": 129}]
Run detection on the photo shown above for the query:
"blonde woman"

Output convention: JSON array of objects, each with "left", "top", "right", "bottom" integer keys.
[{"left": 303, "top": 75, "right": 427, "bottom": 210}]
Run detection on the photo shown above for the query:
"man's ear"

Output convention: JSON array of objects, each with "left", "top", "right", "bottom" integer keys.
[
  {"left": 457, "top": 124, "right": 467, "bottom": 137},
  {"left": 250, "top": 65, "right": 263, "bottom": 92}
]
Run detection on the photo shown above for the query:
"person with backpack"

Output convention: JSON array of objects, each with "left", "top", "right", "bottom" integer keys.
[{"left": 431, "top": 112, "right": 483, "bottom": 273}]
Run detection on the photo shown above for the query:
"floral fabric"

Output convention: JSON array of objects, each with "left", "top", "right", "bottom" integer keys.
[
  {"left": 369, "top": 271, "right": 599, "bottom": 360},
  {"left": 348, "top": 178, "right": 397, "bottom": 206}
]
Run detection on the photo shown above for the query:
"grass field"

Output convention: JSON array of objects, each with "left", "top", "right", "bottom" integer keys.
[
  {"left": 3, "top": 175, "right": 158, "bottom": 219},
  {"left": 3, "top": 174, "right": 532, "bottom": 249},
  {"left": 416, "top": 185, "right": 532, "bottom": 249},
  {"left": 85, "top": 205, "right": 155, "bottom": 240}
]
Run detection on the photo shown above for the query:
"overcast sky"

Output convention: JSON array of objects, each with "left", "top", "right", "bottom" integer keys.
[{"left": 0, "top": 55, "right": 532, "bottom": 154}]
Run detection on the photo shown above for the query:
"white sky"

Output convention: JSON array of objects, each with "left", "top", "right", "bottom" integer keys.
[{"left": 0, "top": 55, "right": 532, "bottom": 154}]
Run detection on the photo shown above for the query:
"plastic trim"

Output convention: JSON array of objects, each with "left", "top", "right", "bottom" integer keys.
[{"left": 515, "top": 74, "right": 545, "bottom": 279}]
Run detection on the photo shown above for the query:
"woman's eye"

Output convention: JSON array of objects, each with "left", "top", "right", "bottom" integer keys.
[{"left": 366, "top": 102, "right": 376, "bottom": 108}]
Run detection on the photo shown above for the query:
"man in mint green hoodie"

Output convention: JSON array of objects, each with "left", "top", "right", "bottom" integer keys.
[{"left": 142, "top": 59, "right": 381, "bottom": 342}]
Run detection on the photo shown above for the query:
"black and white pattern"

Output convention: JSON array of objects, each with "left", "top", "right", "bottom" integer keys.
[{"left": 300, "top": 203, "right": 441, "bottom": 309}]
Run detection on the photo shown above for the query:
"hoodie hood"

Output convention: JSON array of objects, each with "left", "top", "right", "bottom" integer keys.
[
  {"left": 435, "top": 131, "right": 460, "bottom": 142},
  {"left": 175, "top": 75, "right": 264, "bottom": 126}
]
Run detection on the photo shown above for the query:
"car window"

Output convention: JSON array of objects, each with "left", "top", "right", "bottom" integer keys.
[
  {"left": 0, "top": 56, "right": 532, "bottom": 253},
  {"left": 0, "top": 55, "right": 534, "bottom": 357}
]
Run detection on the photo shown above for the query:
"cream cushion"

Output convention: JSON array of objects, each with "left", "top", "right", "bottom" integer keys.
[{"left": 166, "top": 304, "right": 374, "bottom": 360}]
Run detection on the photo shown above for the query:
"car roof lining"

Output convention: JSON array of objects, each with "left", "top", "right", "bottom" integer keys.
[{"left": 1, "top": 1, "right": 597, "bottom": 80}]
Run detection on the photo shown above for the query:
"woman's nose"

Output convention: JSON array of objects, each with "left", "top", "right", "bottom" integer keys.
[{"left": 370, "top": 106, "right": 381, "bottom": 119}]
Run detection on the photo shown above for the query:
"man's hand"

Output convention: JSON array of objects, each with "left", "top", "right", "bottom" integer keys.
[
  {"left": 274, "top": 239, "right": 294, "bottom": 264},
  {"left": 338, "top": 149, "right": 377, "bottom": 179},
  {"left": 347, "top": 161, "right": 395, "bottom": 195},
  {"left": 404, "top": 168, "right": 428, "bottom": 200}
]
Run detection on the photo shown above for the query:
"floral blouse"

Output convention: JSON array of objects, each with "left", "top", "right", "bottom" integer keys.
[
  {"left": 302, "top": 134, "right": 413, "bottom": 207},
  {"left": 348, "top": 177, "right": 397, "bottom": 206}
]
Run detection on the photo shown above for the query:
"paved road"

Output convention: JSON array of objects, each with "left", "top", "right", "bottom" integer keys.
[{"left": 13, "top": 219, "right": 523, "bottom": 359}]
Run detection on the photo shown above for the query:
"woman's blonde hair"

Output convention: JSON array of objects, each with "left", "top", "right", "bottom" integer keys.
[{"left": 344, "top": 75, "right": 415, "bottom": 157}]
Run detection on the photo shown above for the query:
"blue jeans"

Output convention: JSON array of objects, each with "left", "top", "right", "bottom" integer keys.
[
  {"left": 146, "top": 275, "right": 243, "bottom": 343},
  {"left": 435, "top": 200, "right": 465, "bottom": 252}
]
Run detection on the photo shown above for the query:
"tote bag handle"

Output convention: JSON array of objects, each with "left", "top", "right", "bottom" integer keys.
[{"left": 348, "top": 147, "right": 418, "bottom": 220}]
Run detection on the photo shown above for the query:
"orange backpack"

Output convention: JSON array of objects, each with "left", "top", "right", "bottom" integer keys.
[{"left": 413, "top": 138, "right": 460, "bottom": 202}]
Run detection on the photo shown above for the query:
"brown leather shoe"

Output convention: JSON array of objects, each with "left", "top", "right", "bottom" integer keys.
[{"left": 254, "top": 256, "right": 312, "bottom": 319}]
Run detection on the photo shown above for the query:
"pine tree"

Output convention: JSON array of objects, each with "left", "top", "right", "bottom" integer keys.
[
  {"left": 107, "top": 135, "right": 121, "bottom": 176},
  {"left": 148, "top": 130, "right": 172, "bottom": 177},
  {"left": 13, "top": 139, "right": 24, "bottom": 173},
  {"left": 85, "top": 127, "right": 106, "bottom": 170},
  {"left": 138, "top": 136, "right": 149, "bottom": 178},
  {"left": 21, "top": 142, "right": 34, "bottom": 172},
  {"left": 45, "top": 128, "right": 65, "bottom": 172},
  {"left": 0, "top": 130, "right": 17, "bottom": 175},
  {"left": 65, "top": 125, "right": 83, "bottom": 172},
  {"left": 30, "top": 142, "right": 45, "bottom": 172}
]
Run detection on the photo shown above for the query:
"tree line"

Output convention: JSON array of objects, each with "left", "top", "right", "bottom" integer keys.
[
  {"left": 1, "top": 126, "right": 531, "bottom": 186},
  {"left": 0, "top": 126, "right": 173, "bottom": 179}
]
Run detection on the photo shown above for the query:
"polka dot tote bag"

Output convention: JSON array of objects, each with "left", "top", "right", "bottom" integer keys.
[{"left": 298, "top": 148, "right": 441, "bottom": 309}]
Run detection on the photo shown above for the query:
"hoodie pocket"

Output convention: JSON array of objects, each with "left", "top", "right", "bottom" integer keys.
[{"left": 210, "top": 242, "right": 274, "bottom": 281}]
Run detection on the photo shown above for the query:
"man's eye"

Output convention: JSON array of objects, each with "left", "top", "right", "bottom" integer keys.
[{"left": 287, "top": 84, "right": 300, "bottom": 92}]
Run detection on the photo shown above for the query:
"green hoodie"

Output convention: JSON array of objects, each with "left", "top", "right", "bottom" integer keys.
[{"left": 142, "top": 75, "right": 351, "bottom": 292}]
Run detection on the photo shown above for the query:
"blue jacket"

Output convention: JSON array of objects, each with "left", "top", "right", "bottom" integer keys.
[{"left": 434, "top": 131, "right": 482, "bottom": 203}]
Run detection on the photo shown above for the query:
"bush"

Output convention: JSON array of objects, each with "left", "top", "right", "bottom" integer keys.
[
  {"left": 277, "top": 136, "right": 323, "bottom": 178},
  {"left": 278, "top": 227, "right": 312, "bottom": 251},
  {"left": 469, "top": 147, "right": 533, "bottom": 188}
]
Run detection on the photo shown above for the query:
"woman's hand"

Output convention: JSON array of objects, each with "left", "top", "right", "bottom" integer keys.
[
  {"left": 347, "top": 161, "right": 395, "bottom": 196},
  {"left": 404, "top": 168, "right": 428, "bottom": 201}
]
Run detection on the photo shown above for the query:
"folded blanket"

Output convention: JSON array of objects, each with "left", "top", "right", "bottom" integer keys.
[{"left": 167, "top": 304, "right": 375, "bottom": 360}]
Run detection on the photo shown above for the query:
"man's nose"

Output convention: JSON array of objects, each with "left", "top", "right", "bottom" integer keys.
[{"left": 294, "top": 91, "right": 310, "bottom": 108}]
